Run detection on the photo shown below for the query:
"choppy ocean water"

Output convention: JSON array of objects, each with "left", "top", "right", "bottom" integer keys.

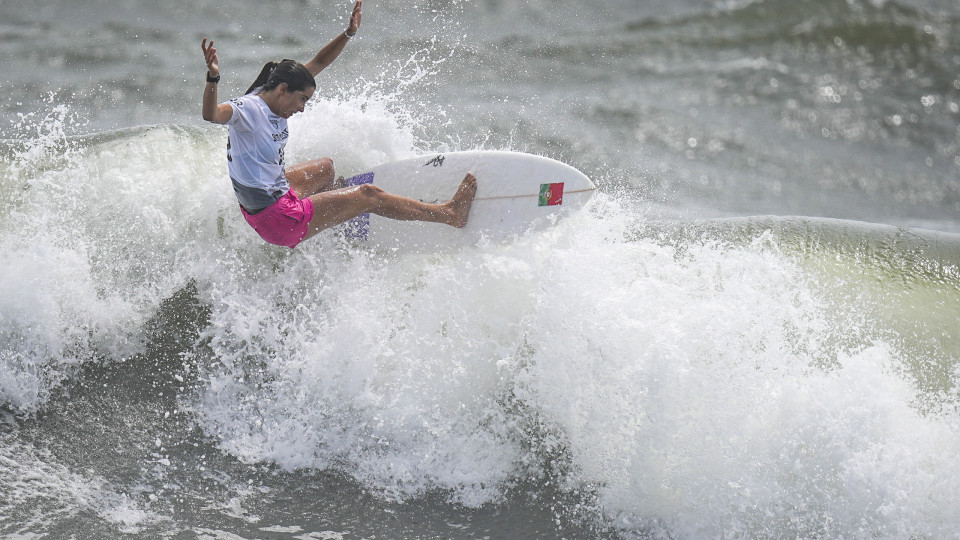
[{"left": 2, "top": 0, "right": 959, "bottom": 537}]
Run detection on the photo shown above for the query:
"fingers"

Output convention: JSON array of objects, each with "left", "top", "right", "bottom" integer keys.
[
  {"left": 350, "top": 1, "right": 362, "bottom": 30},
  {"left": 201, "top": 37, "right": 219, "bottom": 71}
]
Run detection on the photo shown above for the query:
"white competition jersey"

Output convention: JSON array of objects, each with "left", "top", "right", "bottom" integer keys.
[{"left": 225, "top": 93, "right": 289, "bottom": 198}]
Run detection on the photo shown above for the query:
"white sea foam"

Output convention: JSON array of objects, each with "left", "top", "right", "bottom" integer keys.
[
  {"left": 0, "top": 432, "right": 164, "bottom": 535},
  {"left": 514, "top": 215, "right": 960, "bottom": 537}
]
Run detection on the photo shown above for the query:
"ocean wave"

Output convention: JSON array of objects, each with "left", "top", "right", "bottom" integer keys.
[
  {"left": 628, "top": 0, "right": 953, "bottom": 53},
  {"left": 2, "top": 92, "right": 959, "bottom": 535},
  {"left": 185, "top": 203, "right": 960, "bottom": 536}
]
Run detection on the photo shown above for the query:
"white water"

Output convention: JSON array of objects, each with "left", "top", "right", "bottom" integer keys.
[{"left": 3, "top": 89, "right": 960, "bottom": 537}]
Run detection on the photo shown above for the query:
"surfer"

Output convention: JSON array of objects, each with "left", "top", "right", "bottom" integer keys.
[{"left": 200, "top": 0, "right": 476, "bottom": 248}]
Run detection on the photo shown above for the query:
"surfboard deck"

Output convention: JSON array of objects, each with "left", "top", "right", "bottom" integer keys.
[{"left": 341, "top": 150, "right": 596, "bottom": 250}]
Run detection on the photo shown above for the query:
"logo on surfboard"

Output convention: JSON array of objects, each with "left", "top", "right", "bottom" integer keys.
[
  {"left": 423, "top": 155, "right": 445, "bottom": 167},
  {"left": 538, "top": 182, "right": 564, "bottom": 206}
]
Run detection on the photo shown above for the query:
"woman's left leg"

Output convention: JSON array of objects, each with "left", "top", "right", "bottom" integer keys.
[{"left": 286, "top": 157, "right": 340, "bottom": 198}]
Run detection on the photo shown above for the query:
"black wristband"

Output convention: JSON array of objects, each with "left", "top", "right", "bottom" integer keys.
[{"left": 206, "top": 72, "right": 220, "bottom": 84}]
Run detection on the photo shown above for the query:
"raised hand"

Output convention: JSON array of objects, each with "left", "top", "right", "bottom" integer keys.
[
  {"left": 347, "top": 1, "right": 362, "bottom": 36},
  {"left": 201, "top": 37, "right": 219, "bottom": 76}
]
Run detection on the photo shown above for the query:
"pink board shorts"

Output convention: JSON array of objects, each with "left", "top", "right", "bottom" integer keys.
[{"left": 240, "top": 190, "right": 315, "bottom": 248}]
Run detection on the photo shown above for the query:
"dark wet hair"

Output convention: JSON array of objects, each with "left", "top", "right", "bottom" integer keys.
[{"left": 245, "top": 59, "right": 316, "bottom": 96}]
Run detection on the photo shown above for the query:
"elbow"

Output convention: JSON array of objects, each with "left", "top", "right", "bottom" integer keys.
[{"left": 202, "top": 104, "right": 232, "bottom": 124}]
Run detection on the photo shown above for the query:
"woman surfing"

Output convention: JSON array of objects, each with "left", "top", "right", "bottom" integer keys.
[{"left": 200, "top": 1, "right": 477, "bottom": 249}]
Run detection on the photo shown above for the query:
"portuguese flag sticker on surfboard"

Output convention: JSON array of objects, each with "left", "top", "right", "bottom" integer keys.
[{"left": 538, "top": 182, "right": 564, "bottom": 206}]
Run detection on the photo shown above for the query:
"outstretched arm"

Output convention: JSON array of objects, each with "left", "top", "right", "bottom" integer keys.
[
  {"left": 304, "top": 1, "right": 362, "bottom": 76},
  {"left": 201, "top": 38, "right": 233, "bottom": 124}
]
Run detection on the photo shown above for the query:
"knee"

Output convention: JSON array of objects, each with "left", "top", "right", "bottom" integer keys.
[
  {"left": 357, "top": 183, "right": 386, "bottom": 201},
  {"left": 352, "top": 183, "right": 386, "bottom": 212},
  {"left": 310, "top": 157, "right": 334, "bottom": 178},
  {"left": 310, "top": 157, "right": 335, "bottom": 185}
]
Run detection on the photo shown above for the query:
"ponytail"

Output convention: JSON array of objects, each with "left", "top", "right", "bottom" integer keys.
[
  {"left": 245, "top": 59, "right": 315, "bottom": 96},
  {"left": 245, "top": 61, "right": 279, "bottom": 95}
]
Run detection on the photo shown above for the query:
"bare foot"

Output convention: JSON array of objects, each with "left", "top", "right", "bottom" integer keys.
[{"left": 445, "top": 173, "right": 477, "bottom": 228}]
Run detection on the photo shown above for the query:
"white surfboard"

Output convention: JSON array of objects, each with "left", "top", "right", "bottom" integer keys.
[{"left": 341, "top": 150, "right": 596, "bottom": 249}]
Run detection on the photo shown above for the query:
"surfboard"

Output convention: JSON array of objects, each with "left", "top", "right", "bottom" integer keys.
[{"left": 341, "top": 150, "right": 596, "bottom": 249}]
